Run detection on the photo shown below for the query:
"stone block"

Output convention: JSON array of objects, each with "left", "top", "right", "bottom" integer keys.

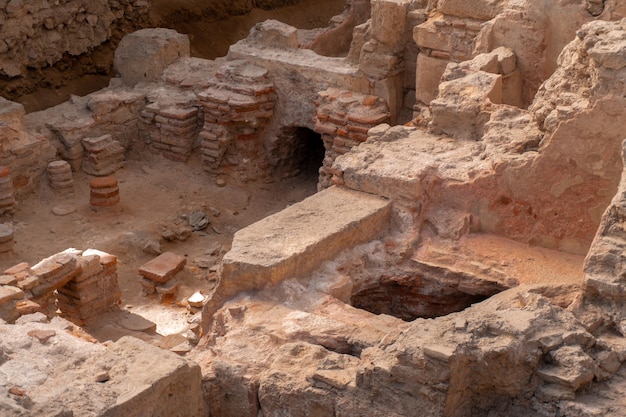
[
  {"left": 414, "top": 20, "right": 452, "bottom": 52},
  {"left": 438, "top": 0, "right": 502, "bottom": 20},
  {"left": 370, "top": 0, "right": 411, "bottom": 50},
  {"left": 415, "top": 54, "right": 449, "bottom": 104},
  {"left": 248, "top": 19, "right": 299, "bottom": 49},
  {"left": 0, "top": 285, "right": 24, "bottom": 305},
  {"left": 114, "top": 28, "right": 190, "bottom": 86},
  {"left": 139, "top": 252, "right": 187, "bottom": 283},
  {"left": 221, "top": 187, "right": 390, "bottom": 294}
]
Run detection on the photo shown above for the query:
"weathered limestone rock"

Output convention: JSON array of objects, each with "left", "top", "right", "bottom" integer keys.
[
  {"left": 203, "top": 186, "right": 390, "bottom": 328},
  {"left": 221, "top": 186, "right": 390, "bottom": 291},
  {"left": 114, "top": 28, "right": 190, "bottom": 86},
  {"left": 0, "top": 319, "right": 205, "bottom": 416}
]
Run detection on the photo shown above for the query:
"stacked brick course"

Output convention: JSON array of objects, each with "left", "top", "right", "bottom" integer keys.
[
  {"left": 139, "top": 102, "right": 202, "bottom": 162},
  {"left": 89, "top": 176, "right": 120, "bottom": 207},
  {"left": 138, "top": 252, "right": 186, "bottom": 296},
  {"left": 0, "top": 249, "right": 121, "bottom": 324},
  {"left": 196, "top": 60, "right": 276, "bottom": 181},
  {"left": 314, "top": 88, "right": 390, "bottom": 189},
  {"left": 56, "top": 249, "right": 121, "bottom": 324},
  {"left": 47, "top": 160, "right": 74, "bottom": 196},
  {"left": 0, "top": 166, "right": 15, "bottom": 215},
  {"left": 82, "top": 134, "right": 125, "bottom": 176}
]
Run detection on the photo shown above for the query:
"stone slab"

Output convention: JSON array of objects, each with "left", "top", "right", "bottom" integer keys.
[
  {"left": 221, "top": 186, "right": 390, "bottom": 293},
  {"left": 138, "top": 252, "right": 187, "bottom": 283}
]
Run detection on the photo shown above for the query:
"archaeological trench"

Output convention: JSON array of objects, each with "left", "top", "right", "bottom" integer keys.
[{"left": 1, "top": 0, "right": 626, "bottom": 416}]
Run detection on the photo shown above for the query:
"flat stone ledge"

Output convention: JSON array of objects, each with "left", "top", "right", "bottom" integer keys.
[{"left": 222, "top": 186, "right": 391, "bottom": 292}]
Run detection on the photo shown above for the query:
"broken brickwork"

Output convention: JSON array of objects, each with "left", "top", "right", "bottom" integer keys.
[
  {"left": 0, "top": 249, "right": 121, "bottom": 325},
  {"left": 314, "top": 88, "right": 390, "bottom": 189},
  {"left": 196, "top": 60, "right": 276, "bottom": 182}
]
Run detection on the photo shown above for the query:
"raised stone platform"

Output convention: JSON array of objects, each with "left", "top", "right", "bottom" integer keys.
[{"left": 221, "top": 186, "right": 391, "bottom": 295}]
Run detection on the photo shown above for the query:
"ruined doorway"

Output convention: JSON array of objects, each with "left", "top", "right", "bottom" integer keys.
[{"left": 273, "top": 126, "right": 326, "bottom": 186}]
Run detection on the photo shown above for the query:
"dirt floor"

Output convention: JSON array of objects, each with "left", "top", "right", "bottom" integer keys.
[{"left": 0, "top": 152, "right": 318, "bottom": 340}]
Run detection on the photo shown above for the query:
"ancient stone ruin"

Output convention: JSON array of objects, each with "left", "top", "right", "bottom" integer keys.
[{"left": 1, "top": 0, "right": 626, "bottom": 416}]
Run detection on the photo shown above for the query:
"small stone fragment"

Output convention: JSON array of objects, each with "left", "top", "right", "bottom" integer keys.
[
  {"left": 27, "top": 329, "right": 56, "bottom": 344},
  {"left": 187, "top": 291, "right": 206, "bottom": 308},
  {"left": 52, "top": 204, "right": 77, "bottom": 216},
  {"left": 95, "top": 372, "right": 110, "bottom": 383},
  {"left": 188, "top": 210, "right": 209, "bottom": 231}
]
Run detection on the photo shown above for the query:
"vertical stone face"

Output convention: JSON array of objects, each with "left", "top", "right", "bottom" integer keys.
[{"left": 0, "top": 0, "right": 150, "bottom": 78}]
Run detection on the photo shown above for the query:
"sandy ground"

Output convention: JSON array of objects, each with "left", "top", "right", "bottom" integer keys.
[{"left": 0, "top": 152, "right": 318, "bottom": 340}]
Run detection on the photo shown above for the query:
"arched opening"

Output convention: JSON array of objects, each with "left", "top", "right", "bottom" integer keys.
[
  {"left": 293, "top": 127, "right": 326, "bottom": 180},
  {"left": 272, "top": 126, "right": 326, "bottom": 185}
]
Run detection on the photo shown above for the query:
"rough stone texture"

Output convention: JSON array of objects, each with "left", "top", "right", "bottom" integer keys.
[
  {"left": 584, "top": 139, "right": 626, "bottom": 308},
  {"left": 219, "top": 186, "right": 390, "bottom": 293},
  {"left": 2, "top": 4, "right": 626, "bottom": 417},
  {"left": 113, "top": 28, "right": 190, "bottom": 86},
  {"left": 0, "top": 319, "right": 205, "bottom": 417},
  {"left": 0, "top": 0, "right": 143, "bottom": 77},
  {"left": 0, "top": 98, "right": 56, "bottom": 197}
]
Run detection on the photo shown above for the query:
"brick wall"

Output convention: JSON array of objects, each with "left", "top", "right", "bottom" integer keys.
[
  {"left": 196, "top": 60, "right": 276, "bottom": 182},
  {"left": 314, "top": 88, "right": 390, "bottom": 189},
  {"left": 0, "top": 249, "right": 121, "bottom": 325}
]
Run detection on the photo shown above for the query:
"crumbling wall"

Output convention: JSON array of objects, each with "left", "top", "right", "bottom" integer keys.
[
  {"left": 0, "top": 249, "right": 121, "bottom": 325},
  {"left": 0, "top": 97, "right": 55, "bottom": 197},
  {"left": 0, "top": 0, "right": 150, "bottom": 77}
]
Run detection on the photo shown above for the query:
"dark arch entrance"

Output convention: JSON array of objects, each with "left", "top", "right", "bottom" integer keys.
[{"left": 272, "top": 126, "right": 325, "bottom": 185}]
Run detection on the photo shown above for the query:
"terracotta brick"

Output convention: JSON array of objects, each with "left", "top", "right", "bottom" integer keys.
[
  {"left": 337, "top": 128, "right": 349, "bottom": 137},
  {"left": 0, "top": 285, "right": 24, "bottom": 304},
  {"left": 90, "top": 176, "right": 118, "bottom": 189},
  {"left": 16, "top": 299, "right": 41, "bottom": 315},
  {"left": 347, "top": 124, "right": 370, "bottom": 134},
  {"left": 362, "top": 95, "right": 378, "bottom": 106},
  {"left": 138, "top": 252, "right": 187, "bottom": 283},
  {"left": 346, "top": 112, "right": 390, "bottom": 125},
  {"left": 349, "top": 132, "right": 368, "bottom": 142},
  {"left": 315, "top": 122, "right": 337, "bottom": 136},
  {"left": 328, "top": 114, "right": 347, "bottom": 126},
  {"left": 4, "top": 262, "right": 31, "bottom": 276}
]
